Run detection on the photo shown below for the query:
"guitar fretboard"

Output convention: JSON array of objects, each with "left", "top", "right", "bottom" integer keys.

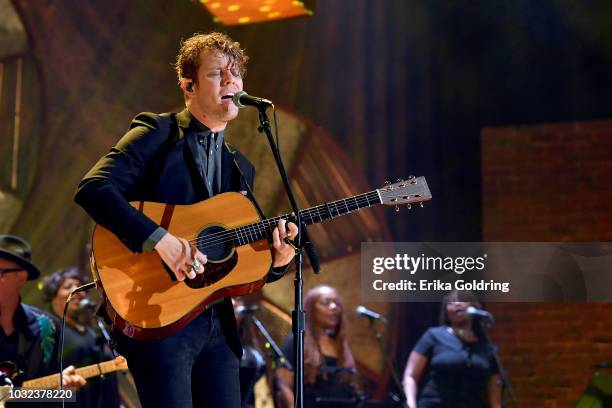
[
  {"left": 229, "top": 190, "right": 381, "bottom": 246},
  {"left": 22, "top": 359, "right": 124, "bottom": 389}
]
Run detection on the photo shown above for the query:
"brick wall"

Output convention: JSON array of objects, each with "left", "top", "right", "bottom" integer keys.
[{"left": 481, "top": 121, "right": 612, "bottom": 407}]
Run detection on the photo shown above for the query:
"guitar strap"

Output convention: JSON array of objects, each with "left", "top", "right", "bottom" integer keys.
[
  {"left": 15, "top": 332, "right": 44, "bottom": 381},
  {"left": 225, "top": 142, "right": 267, "bottom": 220},
  {"left": 16, "top": 332, "right": 31, "bottom": 372}
]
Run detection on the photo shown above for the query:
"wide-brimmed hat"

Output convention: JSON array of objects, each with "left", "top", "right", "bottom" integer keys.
[{"left": 0, "top": 235, "right": 40, "bottom": 280}]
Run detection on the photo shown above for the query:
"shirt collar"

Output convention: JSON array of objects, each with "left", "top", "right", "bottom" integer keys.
[
  {"left": 190, "top": 113, "right": 211, "bottom": 134},
  {"left": 188, "top": 111, "right": 225, "bottom": 139}
]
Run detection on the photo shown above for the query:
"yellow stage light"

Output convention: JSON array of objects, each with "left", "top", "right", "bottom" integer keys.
[{"left": 199, "top": 0, "right": 315, "bottom": 25}]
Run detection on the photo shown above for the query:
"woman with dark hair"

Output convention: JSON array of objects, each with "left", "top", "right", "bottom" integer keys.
[
  {"left": 402, "top": 290, "right": 502, "bottom": 408},
  {"left": 276, "top": 285, "right": 360, "bottom": 408}
]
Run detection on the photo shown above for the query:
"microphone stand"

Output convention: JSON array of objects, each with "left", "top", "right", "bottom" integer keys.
[
  {"left": 477, "top": 319, "right": 517, "bottom": 406},
  {"left": 255, "top": 104, "right": 317, "bottom": 408},
  {"left": 250, "top": 315, "right": 293, "bottom": 370},
  {"left": 366, "top": 318, "right": 407, "bottom": 407}
]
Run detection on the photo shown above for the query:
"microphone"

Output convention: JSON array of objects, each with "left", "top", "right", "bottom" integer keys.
[
  {"left": 232, "top": 91, "right": 273, "bottom": 109},
  {"left": 66, "top": 282, "right": 96, "bottom": 302},
  {"left": 465, "top": 306, "right": 494, "bottom": 321},
  {"left": 0, "top": 372, "right": 14, "bottom": 387},
  {"left": 78, "top": 298, "right": 98, "bottom": 311},
  {"left": 355, "top": 305, "right": 387, "bottom": 323},
  {"left": 236, "top": 305, "right": 260, "bottom": 315}
]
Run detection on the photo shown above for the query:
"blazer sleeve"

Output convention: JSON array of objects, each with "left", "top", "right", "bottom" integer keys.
[{"left": 75, "top": 113, "right": 174, "bottom": 252}]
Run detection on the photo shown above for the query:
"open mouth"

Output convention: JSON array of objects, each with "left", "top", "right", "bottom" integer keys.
[{"left": 221, "top": 94, "right": 234, "bottom": 100}]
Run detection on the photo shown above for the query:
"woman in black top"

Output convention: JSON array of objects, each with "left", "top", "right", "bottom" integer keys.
[
  {"left": 276, "top": 285, "right": 359, "bottom": 408},
  {"left": 402, "top": 290, "right": 502, "bottom": 408}
]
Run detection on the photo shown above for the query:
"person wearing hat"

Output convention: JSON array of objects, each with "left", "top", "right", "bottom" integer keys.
[
  {"left": 0, "top": 234, "right": 86, "bottom": 389},
  {"left": 41, "top": 267, "right": 120, "bottom": 408}
]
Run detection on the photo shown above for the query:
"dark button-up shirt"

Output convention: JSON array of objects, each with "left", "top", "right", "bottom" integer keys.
[
  {"left": 142, "top": 115, "right": 225, "bottom": 251},
  {"left": 193, "top": 123, "right": 224, "bottom": 197}
]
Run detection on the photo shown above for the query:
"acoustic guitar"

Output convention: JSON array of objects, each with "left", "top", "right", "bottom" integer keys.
[
  {"left": 90, "top": 177, "right": 431, "bottom": 340},
  {"left": 0, "top": 356, "right": 128, "bottom": 406}
]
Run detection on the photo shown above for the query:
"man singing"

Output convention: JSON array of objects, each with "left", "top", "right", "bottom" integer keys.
[{"left": 75, "top": 32, "right": 298, "bottom": 407}]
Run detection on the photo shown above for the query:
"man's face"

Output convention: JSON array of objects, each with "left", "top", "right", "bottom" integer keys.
[
  {"left": 190, "top": 50, "right": 243, "bottom": 129},
  {"left": 0, "top": 258, "right": 27, "bottom": 298}
]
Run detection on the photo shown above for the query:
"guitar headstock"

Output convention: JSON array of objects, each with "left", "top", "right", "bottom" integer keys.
[
  {"left": 113, "top": 356, "right": 128, "bottom": 371},
  {"left": 378, "top": 176, "right": 432, "bottom": 208}
]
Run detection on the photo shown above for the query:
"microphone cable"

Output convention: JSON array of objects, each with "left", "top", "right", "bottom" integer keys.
[{"left": 58, "top": 281, "right": 96, "bottom": 408}]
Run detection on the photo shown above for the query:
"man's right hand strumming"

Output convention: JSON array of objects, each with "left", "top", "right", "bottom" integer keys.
[{"left": 154, "top": 233, "right": 208, "bottom": 281}]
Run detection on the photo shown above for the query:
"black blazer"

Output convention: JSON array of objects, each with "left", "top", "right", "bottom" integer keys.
[{"left": 75, "top": 109, "right": 259, "bottom": 357}]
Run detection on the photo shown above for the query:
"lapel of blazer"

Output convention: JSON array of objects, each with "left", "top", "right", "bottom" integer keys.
[
  {"left": 221, "top": 142, "right": 236, "bottom": 192},
  {"left": 176, "top": 109, "right": 209, "bottom": 195}
]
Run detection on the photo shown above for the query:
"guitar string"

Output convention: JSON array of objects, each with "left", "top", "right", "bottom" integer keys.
[
  {"left": 187, "top": 193, "right": 378, "bottom": 248},
  {"left": 186, "top": 193, "right": 381, "bottom": 249},
  {"left": 187, "top": 184, "right": 417, "bottom": 249},
  {"left": 188, "top": 192, "right": 385, "bottom": 248},
  {"left": 187, "top": 195, "right": 378, "bottom": 249},
  {"left": 188, "top": 201, "right": 365, "bottom": 248}
]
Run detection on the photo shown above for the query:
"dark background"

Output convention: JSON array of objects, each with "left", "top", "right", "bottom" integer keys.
[
  {"left": 2, "top": 0, "right": 612, "bottom": 405},
  {"left": 6, "top": 0, "right": 611, "bottom": 273}
]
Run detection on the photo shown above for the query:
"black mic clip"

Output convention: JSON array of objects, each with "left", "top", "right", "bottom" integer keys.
[
  {"left": 66, "top": 282, "right": 97, "bottom": 303},
  {"left": 299, "top": 222, "right": 320, "bottom": 274}
]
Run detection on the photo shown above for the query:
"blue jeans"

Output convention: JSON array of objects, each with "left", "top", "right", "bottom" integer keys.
[{"left": 118, "top": 309, "right": 240, "bottom": 408}]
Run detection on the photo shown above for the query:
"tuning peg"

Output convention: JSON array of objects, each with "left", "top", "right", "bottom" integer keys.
[
  {"left": 420, "top": 202, "right": 424, "bottom": 208},
  {"left": 395, "top": 205, "right": 400, "bottom": 213},
  {"left": 396, "top": 178, "right": 404, "bottom": 182},
  {"left": 406, "top": 204, "right": 411, "bottom": 210},
  {"left": 384, "top": 180, "right": 391, "bottom": 185}
]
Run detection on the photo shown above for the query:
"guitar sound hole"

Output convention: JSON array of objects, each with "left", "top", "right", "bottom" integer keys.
[
  {"left": 195, "top": 225, "right": 233, "bottom": 262},
  {"left": 183, "top": 225, "right": 237, "bottom": 289}
]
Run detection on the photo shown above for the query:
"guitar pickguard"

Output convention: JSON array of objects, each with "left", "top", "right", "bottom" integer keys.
[{"left": 184, "top": 251, "right": 238, "bottom": 289}]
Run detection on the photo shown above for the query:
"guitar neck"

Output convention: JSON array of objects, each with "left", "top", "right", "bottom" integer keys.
[
  {"left": 233, "top": 190, "right": 382, "bottom": 246},
  {"left": 22, "top": 359, "right": 121, "bottom": 389}
]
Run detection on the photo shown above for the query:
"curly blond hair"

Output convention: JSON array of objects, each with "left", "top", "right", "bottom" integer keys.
[{"left": 174, "top": 32, "right": 248, "bottom": 84}]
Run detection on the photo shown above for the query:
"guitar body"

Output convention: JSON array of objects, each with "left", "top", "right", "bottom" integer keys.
[
  {"left": 90, "top": 176, "right": 432, "bottom": 340},
  {"left": 91, "top": 192, "right": 272, "bottom": 340}
]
